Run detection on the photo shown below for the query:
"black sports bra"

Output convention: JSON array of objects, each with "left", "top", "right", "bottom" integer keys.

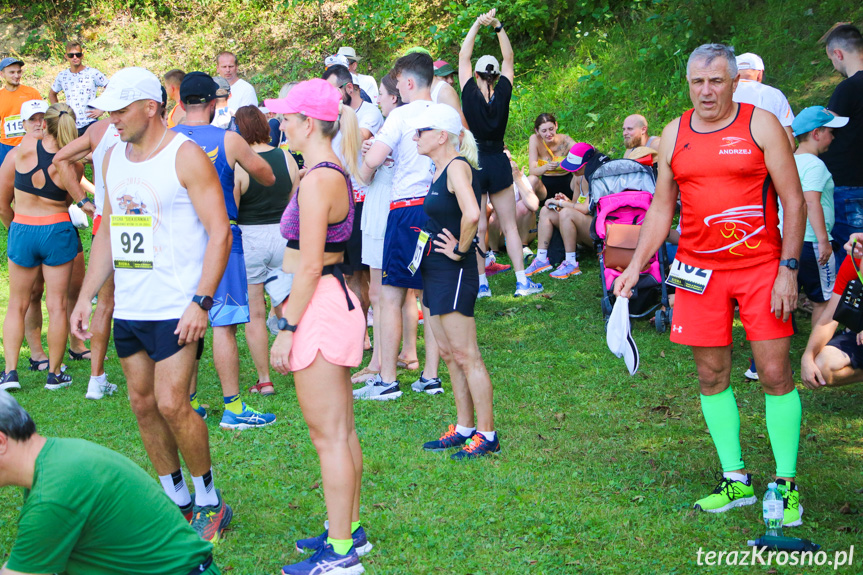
[{"left": 14, "top": 141, "right": 67, "bottom": 202}]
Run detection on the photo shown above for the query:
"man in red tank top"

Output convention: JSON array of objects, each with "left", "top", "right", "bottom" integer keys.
[{"left": 615, "top": 44, "right": 807, "bottom": 527}]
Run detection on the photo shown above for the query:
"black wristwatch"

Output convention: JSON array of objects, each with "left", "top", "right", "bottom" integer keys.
[
  {"left": 494, "top": 24, "right": 503, "bottom": 33},
  {"left": 76, "top": 197, "right": 93, "bottom": 208},
  {"left": 192, "top": 295, "right": 214, "bottom": 310},
  {"left": 277, "top": 318, "right": 298, "bottom": 332},
  {"left": 452, "top": 247, "right": 467, "bottom": 261},
  {"left": 779, "top": 258, "right": 799, "bottom": 270}
]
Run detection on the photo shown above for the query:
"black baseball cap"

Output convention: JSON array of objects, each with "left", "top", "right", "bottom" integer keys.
[{"left": 180, "top": 71, "right": 217, "bottom": 104}]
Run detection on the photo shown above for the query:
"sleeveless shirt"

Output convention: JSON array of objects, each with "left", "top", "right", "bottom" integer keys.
[
  {"left": 281, "top": 162, "right": 354, "bottom": 252},
  {"left": 171, "top": 124, "right": 237, "bottom": 221},
  {"left": 237, "top": 147, "right": 292, "bottom": 226},
  {"left": 424, "top": 157, "right": 479, "bottom": 245},
  {"left": 92, "top": 123, "right": 121, "bottom": 216},
  {"left": 671, "top": 103, "right": 781, "bottom": 270},
  {"left": 106, "top": 133, "right": 209, "bottom": 320},
  {"left": 14, "top": 141, "right": 66, "bottom": 202}
]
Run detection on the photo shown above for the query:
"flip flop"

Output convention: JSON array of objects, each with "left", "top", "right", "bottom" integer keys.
[
  {"left": 69, "top": 349, "right": 92, "bottom": 361},
  {"left": 351, "top": 366, "right": 380, "bottom": 383},
  {"left": 397, "top": 359, "right": 420, "bottom": 371},
  {"left": 248, "top": 381, "right": 275, "bottom": 396}
]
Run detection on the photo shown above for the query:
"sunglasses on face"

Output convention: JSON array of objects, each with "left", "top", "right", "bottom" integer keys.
[
  {"left": 415, "top": 127, "right": 434, "bottom": 138},
  {"left": 67, "top": 52, "right": 83, "bottom": 58}
]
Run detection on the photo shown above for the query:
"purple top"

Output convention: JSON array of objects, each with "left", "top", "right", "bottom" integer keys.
[{"left": 280, "top": 161, "right": 354, "bottom": 252}]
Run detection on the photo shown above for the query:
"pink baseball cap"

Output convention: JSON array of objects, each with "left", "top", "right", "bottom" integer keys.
[
  {"left": 264, "top": 79, "right": 341, "bottom": 122},
  {"left": 560, "top": 142, "right": 596, "bottom": 173}
]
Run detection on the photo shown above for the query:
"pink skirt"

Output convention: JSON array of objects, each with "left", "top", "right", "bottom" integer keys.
[{"left": 288, "top": 275, "right": 365, "bottom": 372}]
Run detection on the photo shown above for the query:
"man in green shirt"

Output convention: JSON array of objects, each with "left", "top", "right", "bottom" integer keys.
[{"left": 0, "top": 391, "right": 220, "bottom": 575}]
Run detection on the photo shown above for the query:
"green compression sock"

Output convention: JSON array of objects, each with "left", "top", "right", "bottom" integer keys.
[
  {"left": 765, "top": 388, "right": 802, "bottom": 478},
  {"left": 700, "top": 387, "right": 745, "bottom": 472},
  {"left": 327, "top": 536, "right": 352, "bottom": 555},
  {"left": 224, "top": 394, "right": 243, "bottom": 415},
  {"left": 190, "top": 392, "right": 200, "bottom": 410},
  {"left": 351, "top": 520, "right": 361, "bottom": 533}
]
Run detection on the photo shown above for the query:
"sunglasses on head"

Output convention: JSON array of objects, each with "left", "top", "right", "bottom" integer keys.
[
  {"left": 67, "top": 52, "right": 83, "bottom": 58},
  {"left": 415, "top": 127, "right": 434, "bottom": 138}
]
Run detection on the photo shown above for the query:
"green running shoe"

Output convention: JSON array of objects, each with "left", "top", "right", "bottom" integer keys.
[
  {"left": 776, "top": 479, "right": 803, "bottom": 527},
  {"left": 693, "top": 473, "right": 757, "bottom": 513}
]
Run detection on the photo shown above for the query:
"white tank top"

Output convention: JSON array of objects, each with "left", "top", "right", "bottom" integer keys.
[
  {"left": 430, "top": 81, "right": 445, "bottom": 104},
  {"left": 92, "top": 123, "right": 121, "bottom": 216},
  {"left": 106, "top": 132, "right": 208, "bottom": 321}
]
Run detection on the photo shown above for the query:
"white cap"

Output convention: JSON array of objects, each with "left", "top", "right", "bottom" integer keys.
[
  {"left": 475, "top": 55, "right": 500, "bottom": 74},
  {"left": 258, "top": 106, "right": 270, "bottom": 114},
  {"left": 736, "top": 52, "right": 764, "bottom": 71},
  {"left": 90, "top": 67, "right": 162, "bottom": 112},
  {"left": 20, "top": 99, "right": 49, "bottom": 121},
  {"left": 325, "top": 54, "right": 350, "bottom": 69},
  {"left": 606, "top": 296, "right": 639, "bottom": 375},
  {"left": 407, "top": 103, "right": 463, "bottom": 136},
  {"left": 350, "top": 73, "right": 360, "bottom": 86}
]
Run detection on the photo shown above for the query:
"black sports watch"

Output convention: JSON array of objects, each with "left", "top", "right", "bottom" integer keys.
[
  {"left": 76, "top": 197, "right": 93, "bottom": 208},
  {"left": 494, "top": 24, "right": 504, "bottom": 33},
  {"left": 277, "top": 318, "right": 298, "bottom": 332},
  {"left": 192, "top": 295, "right": 214, "bottom": 310},
  {"left": 779, "top": 258, "right": 799, "bottom": 270}
]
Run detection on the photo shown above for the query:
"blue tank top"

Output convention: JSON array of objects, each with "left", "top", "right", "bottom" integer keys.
[{"left": 172, "top": 124, "right": 237, "bottom": 220}]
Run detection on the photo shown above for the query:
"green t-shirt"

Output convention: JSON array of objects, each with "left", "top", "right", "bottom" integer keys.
[
  {"left": 795, "top": 153, "right": 835, "bottom": 243},
  {"left": 7, "top": 438, "right": 218, "bottom": 575}
]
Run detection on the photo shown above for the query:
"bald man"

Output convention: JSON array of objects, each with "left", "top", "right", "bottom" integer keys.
[{"left": 622, "top": 114, "right": 661, "bottom": 158}]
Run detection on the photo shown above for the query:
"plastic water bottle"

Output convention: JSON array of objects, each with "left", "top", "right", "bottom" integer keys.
[{"left": 762, "top": 482, "right": 784, "bottom": 537}]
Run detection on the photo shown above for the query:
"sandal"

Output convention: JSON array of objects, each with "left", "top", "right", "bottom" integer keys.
[
  {"left": 248, "top": 380, "right": 275, "bottom": 396},
  {"left": 351, "top": 366, "right": 380, "bottom": 384},
  {"left": 397, "top": 359, "right": 420, "bottom": 371},
  {"left": 28, "top": 358, "right": 68, "bottom": 372},
  {"left": 69, "top": 349, "right": 92, "bottom": 361}
]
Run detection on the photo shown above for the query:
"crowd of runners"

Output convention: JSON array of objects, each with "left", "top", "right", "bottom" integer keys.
[{"left": 0, "top": 11, "right": 862, "bottom": 575}]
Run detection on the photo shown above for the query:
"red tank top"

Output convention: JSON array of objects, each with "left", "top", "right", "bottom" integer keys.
[{"left": 671, "top": 103, "right": 781, "bottom": 270}]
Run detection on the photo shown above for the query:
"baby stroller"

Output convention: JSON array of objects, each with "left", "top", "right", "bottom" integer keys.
[{"left": 587, "top": 159, "right": 673, "bottom": 332}]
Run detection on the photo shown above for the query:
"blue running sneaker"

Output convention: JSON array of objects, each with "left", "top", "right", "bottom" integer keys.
[
  {"left": 296, "top": 524, "right": 373, "bottom": 556},
  {"left": 514, "top": 278, "right": 543, "bottom": 297},
  {"left": 423, "top": 424, "right": 471, "bottom": 451},
  {"left": 193, "top": 404, "right": 208, "bottom": 420},
  {"left": 525, "top": 256, "right": 552, "bottom": 277},
  {"left": 45, "top": 371, "right": 73, "bottom": 390},
  {"left": 411, "top": 373, "right": 443, "bottom": 395},
  {"left": 549, "top": 260, "right": 581, "bottom": 279},
  {"left": 451, "top": 433, "right": 501, "bottom": 460},
  {"left": 0, "top": 370, "right": 20, "bottom": 392},
  {"left": 477, "top": 284, "right": 491, "bottom": 299},
  {"left": 282, "top": 543, "right": 364, "bottom": 575},
  {"left": 219, "top": 403, "right": 276, "bottom": 429}
]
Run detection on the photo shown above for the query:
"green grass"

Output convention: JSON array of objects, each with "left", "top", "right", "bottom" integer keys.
[{"left": 1, "top": 230, "right": 863, "bottom": 574}]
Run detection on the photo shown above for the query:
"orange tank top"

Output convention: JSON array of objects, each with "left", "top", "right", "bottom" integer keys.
[{"left": 671, "top": 104, "right": 781, "bottom": 270}]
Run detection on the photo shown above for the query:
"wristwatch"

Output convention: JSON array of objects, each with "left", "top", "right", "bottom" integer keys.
[
  {"left": 779, "top": 258, "right": 799, "bottom": 270},
  {"left": 76, "top": 197, "right": 93, "bottom": 208},
  {"left": 494, "top": 24, "right": 504, "bottom": 33},
  {"left": 192, "top": 295, "right": 214, "bottom": 310},
  {"left": 277, "top": 318, "right": 298, "bottom": 332}
]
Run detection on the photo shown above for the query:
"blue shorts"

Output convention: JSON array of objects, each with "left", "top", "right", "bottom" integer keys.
[
  {"left": 114, "top": 318, "right": 185, "bottom": 362},
  {"left": 826, "top": 331, "right": 863, "bottom": 370},
  {"left": 799, "top": 240, "right": 838, "bottom": 303},
  {"left": 8, "top": 220, "right": 78, "bottom": 267},
  {"left": 382, "top": 203, "right": 428, "bottom": 290},
  {"left": 210, "top": 225, "right": 250, "bottom": 327},
  {"left": 0, "top": 142, "right": 14, "bottom": 165}
]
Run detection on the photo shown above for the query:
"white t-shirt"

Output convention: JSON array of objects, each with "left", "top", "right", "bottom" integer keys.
[
  {"left": 373, "top": 100, "right": 435, "bottom": 201},
  {"left": 332, "top": 101, "right": 385, "bottom": 192},
  {"left": 732, "top": 79, "right": 795, "bottom": 127},
  {"left": 51, "top": 67, "right": 108, "bottom": 129},
  {"left": 358, "top": 74, "right": 378, "bottom": 105},
  {"left": 227, "top": 78, "right": 258, "bottom": 112}
]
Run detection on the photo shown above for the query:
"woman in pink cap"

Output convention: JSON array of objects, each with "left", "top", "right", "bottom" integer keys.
[{"left": 265, "top": 79, "right": 371, "bottom": 575}]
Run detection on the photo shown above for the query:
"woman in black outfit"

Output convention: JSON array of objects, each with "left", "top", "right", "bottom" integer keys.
[{"left": 410, "top": 103, "right": 500, "bottom": 460}]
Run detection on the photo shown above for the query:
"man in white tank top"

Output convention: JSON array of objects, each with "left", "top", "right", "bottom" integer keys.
[
  {"left": 70, "top": 67, "right": 235, "bottom": 543},
  {"left": 55, "top": 118, "right": 120, "bottom": 401}
]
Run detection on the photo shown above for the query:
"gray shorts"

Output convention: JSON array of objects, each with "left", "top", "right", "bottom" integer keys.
[{"left": 240, "top": 223, "right": 292, "bottom": 305}]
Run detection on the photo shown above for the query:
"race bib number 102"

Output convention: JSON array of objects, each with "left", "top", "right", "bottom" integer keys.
[
  {"left": 665, "top": 257, "right": 712, "bottom": 294},
  {"left": 110, "top": 215, "right": 154, "bottom": 270}
]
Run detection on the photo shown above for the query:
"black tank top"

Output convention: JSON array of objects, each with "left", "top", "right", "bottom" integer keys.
[
  {"left": 424, "top": 157, "right": 479, "bottom": 243},
  {"left": 237, "top": 148, "right": 293, "bottom": 225},
  {"left": 14, "top": 141, "right": 66, "bottom": 202}
]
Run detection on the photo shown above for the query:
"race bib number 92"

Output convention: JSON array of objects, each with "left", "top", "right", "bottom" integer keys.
[{"left": 110, "top": 215, "right": 154, "bottom": 270}]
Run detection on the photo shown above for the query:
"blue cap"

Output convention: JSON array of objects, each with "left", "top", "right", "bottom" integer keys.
[
  {"left": 792, "top": 106, "right": 849, "bottom": 137},
  {"left": 0, "top": 57, "right": 24, "bottom": 71}
]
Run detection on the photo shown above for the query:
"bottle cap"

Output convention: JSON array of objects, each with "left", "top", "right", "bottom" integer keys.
[{"left": 767, "top": 482, "right": 777, "bottom": 489}]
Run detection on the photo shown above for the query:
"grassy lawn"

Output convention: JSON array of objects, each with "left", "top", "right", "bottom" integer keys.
[{"left": 1, "top": 228, "right": 862, "bottom": 574}]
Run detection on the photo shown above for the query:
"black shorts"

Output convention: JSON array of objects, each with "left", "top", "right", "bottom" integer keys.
[
  {"left": 826, "top": 331, "right": 863, "bottom": 370},
  {"left": 472, "top": 151, "right": 514, "bottom": 196},
  {"left": 420, "top": 250, "right": 479, "bottom": 317},
  {"left": 542, "top": 174, "right": 574, "bottom": 200},
  {"left": 344, "top": 201, "right": 368, "bottom": 273},
  {"left": 114, "top": 318, "right": 189, "bottom": 362},
  {"left": 77, "top": 122, "right": 96, "bottom": 138}
]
